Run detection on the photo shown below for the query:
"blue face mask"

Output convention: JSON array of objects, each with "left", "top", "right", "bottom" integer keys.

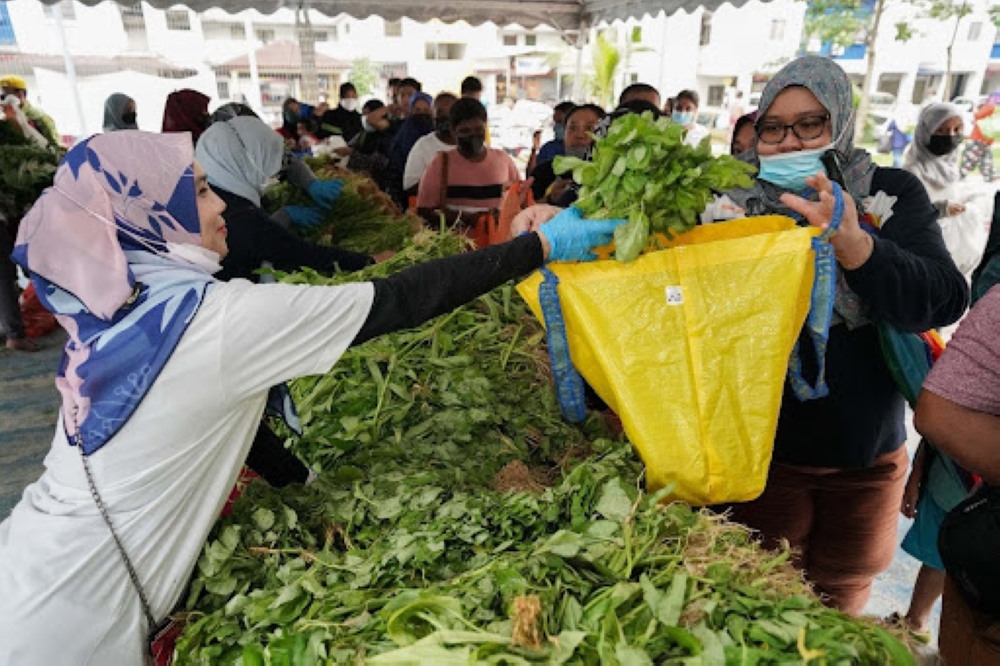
[
  {"left": 757, "top": 144, "right": 832, "bottom": 192},
  {"left": 672, "top": 111, "right": 694, "bottom": 126},
  {"left": 554, "top": 123, "right": 565, "bottom": 142}
]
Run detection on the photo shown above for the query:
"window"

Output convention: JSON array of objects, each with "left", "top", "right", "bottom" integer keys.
[
  {"left": 503, "top": 34, "right": 517, "bottom": 46},
  {"left": 217, "top": 80, "right": 229, "bottom": 99},
  {"left": 770, "top": 19, "right": 785, "bottom": 41},
  {"left": 699, "top": 11, "right": 712, "bottom": 46},
  {"left": 384, "top": 19, "right": 402, "bottom": 37},
  {"left": 314, "top": 30, "right": 329, "bottom": 42},
  {"left": 630, "top": 73, "right": 639, "bottom": 84},
  {"left": 119, "top": 1, "right": 143, "bottom": 17},
  {"left": 165, "top": 9, "right": 190, "bottom": 31},
  {"left": 707, "top": 85, "right": 724, "bottom": 106},
  {"left": 230, "top": 24, "right": 245, "bottom": 39},
  {"left": 968, "top": 21, "right": 983, "bottom": 41},
  {"left": 525, "top": 34, "right": 536, "bottom": 46},
  {"left": 631, "top": 26, "right": 642, "bottom": 43},
  {"left": 344, "top": 23, "right": 350, "bottom": 35},
  {"left": 44, "top": 0, "right": 75, "bottom": 20},
  {"left": 425, "top": 42, "right": 466, "bottom": 61},
  {"left": 256, "top": 28, "right": 275, "bottom": 43}
]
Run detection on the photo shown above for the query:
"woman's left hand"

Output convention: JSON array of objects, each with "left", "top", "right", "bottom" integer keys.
[
  {"left": 779, "top": 172, "right": 874, "bottom": 270},
  {"left": 511, "top": 204, "right": 562, "bottom": 237}
]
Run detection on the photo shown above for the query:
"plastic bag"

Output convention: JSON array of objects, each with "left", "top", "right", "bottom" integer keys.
[{"left": 518, "top": 216, "right": 822, "bottom": 505}]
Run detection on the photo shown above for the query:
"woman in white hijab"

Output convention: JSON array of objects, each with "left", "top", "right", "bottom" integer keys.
[{"left": 903, "top": 102, "right": 992, "bottom": 282}]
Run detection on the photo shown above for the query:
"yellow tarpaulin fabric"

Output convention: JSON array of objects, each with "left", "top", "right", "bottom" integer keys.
[{"left": 518, "top": 216, "right": 821, "bottom": 505}]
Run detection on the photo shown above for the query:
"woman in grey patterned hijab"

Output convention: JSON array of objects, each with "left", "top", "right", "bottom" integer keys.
[{"left": 726, "top": 55, "right": 875, "bottom": 218}]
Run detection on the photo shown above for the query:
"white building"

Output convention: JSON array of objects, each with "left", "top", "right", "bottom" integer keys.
[{"left": 0, "top": 0, "right": 996, "bottom": 140}]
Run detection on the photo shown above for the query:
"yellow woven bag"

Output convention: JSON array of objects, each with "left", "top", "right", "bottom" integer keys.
[{"left": 518, "top": 216, "right": 822, "bottom": 505}]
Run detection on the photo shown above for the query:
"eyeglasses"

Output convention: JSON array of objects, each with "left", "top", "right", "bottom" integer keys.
[{"left": 756, "top": 114, "right": 830, "bottom": 145}]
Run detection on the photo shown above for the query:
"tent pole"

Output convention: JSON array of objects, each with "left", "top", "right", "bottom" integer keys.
[
  {"left": 244, "top": 12, "right": 263, "bottom": 111},
  {"left": 53, "top": 3, "right": 86, "bottom": 138},
  {"left": 571, "top": 20, "right": 588, "bottom": 103}
]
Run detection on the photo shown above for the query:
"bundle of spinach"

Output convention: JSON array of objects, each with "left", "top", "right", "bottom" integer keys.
[
  {"left": 0, "top": 144, "right": 59, "bottom": 227},
  {"left": 175, "top": 231, "right": 913, "bottom": 664},
  {"left": 263, "top": 161, "right": 419, "bottom": 256},
  {"left": 554, "top": 112, "right": 756, "bottom": 262}
]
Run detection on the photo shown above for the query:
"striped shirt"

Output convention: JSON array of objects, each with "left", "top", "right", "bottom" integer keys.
[{"left": 417, "top": 148, "right": 520, "bottom": 213}]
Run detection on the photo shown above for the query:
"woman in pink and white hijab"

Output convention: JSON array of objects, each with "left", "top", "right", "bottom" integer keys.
[{"left": 0, "top": 130, "right": 622, "bottom": 663}]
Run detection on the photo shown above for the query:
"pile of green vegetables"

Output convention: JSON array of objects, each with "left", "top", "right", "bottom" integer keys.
[
  {"left": 263, "top": 157, "right": 419, "bottom": 255},
  {"left": 554, "top": 112, "right": 756, "bottom": 262},
  {"left": 0, "top": 144, "right": 60, "bottom": 227},
  {"left": 175, "top": 231, "right": 914, "bottom": 664}
]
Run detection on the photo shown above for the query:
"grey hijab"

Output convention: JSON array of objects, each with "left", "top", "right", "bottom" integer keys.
[
  {"left": 903, "top": 102, "right": 962, "bottom": 190},
  {"left": 726, "top": 56, "right": 876, "bottom": 217},
  {"left": 195, "top": 116, "right": 284, "bottom": 206},
  {"left": 102, "top": 93, "right": 137, "bottom": 131}
]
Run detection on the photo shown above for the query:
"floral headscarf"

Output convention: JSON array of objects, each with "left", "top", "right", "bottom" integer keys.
[
  {"left": 903, "top": 102, "right": 963, "bottom": 190},
  {"left": 11, "top": 131, "right": 218, "bottom": 454},
  {"left": 726, "top": 56, "right": 876, "bottom": 217}
]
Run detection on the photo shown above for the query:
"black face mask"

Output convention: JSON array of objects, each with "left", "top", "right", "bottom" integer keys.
[
  {"left": 457, "top": 133, "right": 486, "bottom": 157},
  {"left": 412, "top": 113, "right": 433, "bottom": 129},
  {"left": 435, "top": 118, "right": 450, "bottom": 136},
  {"left": 121, "top": 111, "right": 137, "bottom": 125},
  {"left": 928, "top": 134, "right": 962, "bottom": 156}
]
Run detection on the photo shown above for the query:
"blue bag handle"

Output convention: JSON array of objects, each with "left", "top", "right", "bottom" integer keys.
[
  {"left": 539, "top": 267, "right": 588, "bottom": 422},
  {"left": 787, "top": 182, "right": 845, "bottom": 401}
]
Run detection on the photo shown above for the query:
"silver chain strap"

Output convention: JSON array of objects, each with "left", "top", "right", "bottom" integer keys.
[{"left": 73, "top": 429, "right": 159, "bottom": 640}]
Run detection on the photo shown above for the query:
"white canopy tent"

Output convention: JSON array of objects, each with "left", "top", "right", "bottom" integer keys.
[
  {"left": 36, "top": 0, "right": 757, "bottom": 27},
  {"left": 22, "top": 0, "right": 765, "bottom": 137}
]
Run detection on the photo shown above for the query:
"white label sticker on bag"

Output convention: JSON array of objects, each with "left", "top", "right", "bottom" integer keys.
[{"left": 665, "top": 286, "right": 684, "bottom": 305}]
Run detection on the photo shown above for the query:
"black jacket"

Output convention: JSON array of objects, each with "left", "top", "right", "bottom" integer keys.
[
  {"left": 319, "top": 106, "right": 363, "bottom": 143},
  {"left": 214, "top": 186, "right": 373, "bottom": 282},
  {"left": 774, "top": 167, "right": 969, "bottom": 468}
]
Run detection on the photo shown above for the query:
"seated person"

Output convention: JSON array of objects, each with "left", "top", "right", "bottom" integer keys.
[
  {"left": 530, "top": 104, "right": 605, "bottom": 204},
  {"left": 535, "top": 101, "right": 576, "bottom": 166},
  {"left": 404, "top": 92, "right": 458, "bottom": 196},
  {"left": 672, "top": 89, "right": 709, "bottom": 147},
  {"left": 162, "top": 89, "right": 211, "bottom": 145},
  {"left": 416, "top": 98, "right": 520, "bottom": 229}
]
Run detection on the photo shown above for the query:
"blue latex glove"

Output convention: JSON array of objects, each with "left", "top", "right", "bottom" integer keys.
[
  {"left": 284, "top": 205, "right": 325, "bottom": 228},
  {"left": 308, "top": 179, "right": 344, "bottom": 209},
  {"left": 538, "top": 207, "right": 625, "bottom": 262}
]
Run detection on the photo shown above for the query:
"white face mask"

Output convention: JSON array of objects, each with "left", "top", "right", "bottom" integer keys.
[
  {"left": 341, "top": 98, "right": 359, "bottom": 113},
  {"left": 165, "top": 242, "right": 223, "bottom": 274}
]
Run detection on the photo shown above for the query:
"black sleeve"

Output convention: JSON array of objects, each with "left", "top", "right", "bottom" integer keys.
[
  {"left": 844, "top": 168, "right": 969, "bottom": 332},
  {"left": 529, "top": 160, "right": 557, "bottom": 201},
  {"left": 219, "top": 203, "right": 373, "bottom": 281},
  {"left": 352, "top": 233, "right": 544, "bottom": 345}
]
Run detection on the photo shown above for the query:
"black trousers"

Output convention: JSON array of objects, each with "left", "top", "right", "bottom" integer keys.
[
  {"left": 245, "top": 420, "right": 309, "bottom": 487},
  {"left": 0, "top": 223, "right": 25, "bottom": 340}
]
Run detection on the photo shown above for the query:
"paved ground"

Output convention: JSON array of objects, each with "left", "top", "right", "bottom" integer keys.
[{"left": 0, "top": 328, "right": 65, "bottom": 519}]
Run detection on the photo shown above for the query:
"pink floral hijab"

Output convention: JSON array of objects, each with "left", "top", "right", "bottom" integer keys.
[{"left": 12, "top": 131, "right": 218, "bottom": 454}]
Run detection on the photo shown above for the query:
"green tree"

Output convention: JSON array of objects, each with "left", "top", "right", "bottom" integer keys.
[
  {"left": 590, "top": 31, "right": 621, "bottom": 109},
  {"left": 801, "top": 0, "right": 898, "bottom": 143},
  {"left": 803, "top": 0, "right": 997, "bottom": 142},
  {"left": 348, "top": 58, "right": 379, "bottom": 98},
  {"left": 926, "top": 0, "right": 974, "bottom": 100}
]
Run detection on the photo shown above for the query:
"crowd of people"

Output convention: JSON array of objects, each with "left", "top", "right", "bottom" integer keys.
[{"left": 0, "top": 56, "right": 998, "bottom": 664}]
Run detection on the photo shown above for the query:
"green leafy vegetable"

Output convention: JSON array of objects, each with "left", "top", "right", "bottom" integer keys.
[{"left": 554, "top": 112, "right": 756, "bottom": 262}]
